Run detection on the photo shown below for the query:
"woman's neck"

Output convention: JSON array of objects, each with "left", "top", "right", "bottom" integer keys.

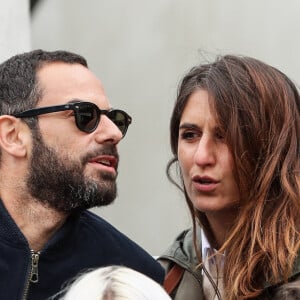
[{"left": 205, "top": 208, "right": 238, "bottom": 249}]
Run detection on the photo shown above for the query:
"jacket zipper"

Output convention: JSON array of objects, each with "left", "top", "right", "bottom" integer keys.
[{"left": 22, "top": 250, "right": 40, "bottom": 300}]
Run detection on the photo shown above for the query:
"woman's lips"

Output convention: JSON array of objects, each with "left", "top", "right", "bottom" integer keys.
[{"left": 192, "top": 175, "right": 219, "bottom": 192}]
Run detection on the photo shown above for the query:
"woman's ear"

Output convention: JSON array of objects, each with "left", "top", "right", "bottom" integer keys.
[{"left": 0, "top": 115, "right": 30, "bottom": 158}]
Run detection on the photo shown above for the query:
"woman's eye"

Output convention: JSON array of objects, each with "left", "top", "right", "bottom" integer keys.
[
  {"left": 180, "top": 131, "right": 198, "bottom": 140},
  {"left": 215, "top": 129, "right": 225, "bottom": 141}
]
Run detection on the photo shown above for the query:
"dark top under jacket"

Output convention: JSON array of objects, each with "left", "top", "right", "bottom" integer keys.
[{"left": 0, "top": 200, "right": 164, "bottom": 300}]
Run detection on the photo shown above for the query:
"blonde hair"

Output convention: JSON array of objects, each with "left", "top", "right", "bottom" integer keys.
[{"left": 59, "top": 266, "right": 171, "bottom": 300}]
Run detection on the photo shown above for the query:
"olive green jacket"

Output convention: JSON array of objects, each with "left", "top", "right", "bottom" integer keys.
[{"left": 158, "top": 228, "right": 300, "bottom": 300}]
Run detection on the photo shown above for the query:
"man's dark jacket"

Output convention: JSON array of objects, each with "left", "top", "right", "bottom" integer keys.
[{"left": 0, "top": 200, "right": 164, "bottom": 300}]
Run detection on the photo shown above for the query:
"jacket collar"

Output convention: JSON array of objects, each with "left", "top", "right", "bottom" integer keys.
[{"left": 160, "top": 227, "right": 201, "bottom": 269}]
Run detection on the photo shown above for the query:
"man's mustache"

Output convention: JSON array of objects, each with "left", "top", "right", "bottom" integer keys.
[{"left": 81, "top": 145, "right": 119, "bottom": 168}]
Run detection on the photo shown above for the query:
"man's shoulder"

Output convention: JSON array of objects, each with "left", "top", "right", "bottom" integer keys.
[
  {"left": 70, "top": 210, "right": 165, "bottom": 284},
  {"left": 78, "top": 210, "right": 157, "bottom": 261},
  {"left": 79, "top": 210, "right": 118, "bottom": 230},
  {"left": 79, "top": 210, "right": 135, "bottom": 243}
]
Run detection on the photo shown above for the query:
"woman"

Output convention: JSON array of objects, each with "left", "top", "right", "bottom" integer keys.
[{"left": 159, "top": 55, "right": 300, "bottom": 300}]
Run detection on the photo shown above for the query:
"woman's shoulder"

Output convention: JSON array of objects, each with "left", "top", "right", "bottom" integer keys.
[
  {"left": 157, "top": 228, "right": 205, "bottom": 300},
  {"left": 158, "top": 228, "right": 200, "bottom": 271}
]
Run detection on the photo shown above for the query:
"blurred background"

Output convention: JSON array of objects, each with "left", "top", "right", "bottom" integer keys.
[{"left": 2, "top": 0, "right": 300, "bottom": 255}]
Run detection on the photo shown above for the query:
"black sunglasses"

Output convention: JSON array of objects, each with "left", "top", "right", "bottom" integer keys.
[{"left": 12, "top": 101, "right": 132, "bottom": 137}]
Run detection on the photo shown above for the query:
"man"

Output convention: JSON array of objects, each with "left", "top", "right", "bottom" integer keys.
[{"left": 0, "top": 49, "right": 164, "bottom": 299}]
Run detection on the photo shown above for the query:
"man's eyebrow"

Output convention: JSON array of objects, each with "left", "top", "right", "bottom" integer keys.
[
  {"left": 67, "top": 99, "right": 85, "bottom": 104},
  {"left": 179, "top": 123, "right": 199, "bottom": 130}
]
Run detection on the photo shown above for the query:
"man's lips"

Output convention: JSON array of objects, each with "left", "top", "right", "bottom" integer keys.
[{"left": 88, "top": 155, "right": 118, "bottom": 170}]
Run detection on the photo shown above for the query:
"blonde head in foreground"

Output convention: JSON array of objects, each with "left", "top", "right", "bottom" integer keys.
[{"left": 59, "top": 266, "right": 171, "bottom": 300}]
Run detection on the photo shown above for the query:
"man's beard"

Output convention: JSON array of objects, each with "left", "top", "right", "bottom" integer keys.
[{"left": 26, "top": 130, "right": 119, "bottom": 213}]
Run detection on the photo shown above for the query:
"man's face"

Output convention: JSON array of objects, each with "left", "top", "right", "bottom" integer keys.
[{"left": 26, "top": 62, "right": 123, "bottom": 213}]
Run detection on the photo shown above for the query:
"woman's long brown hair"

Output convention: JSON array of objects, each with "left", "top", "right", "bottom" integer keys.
[{"left": 167, "top": 55, "right": 300, "bottom": 299}]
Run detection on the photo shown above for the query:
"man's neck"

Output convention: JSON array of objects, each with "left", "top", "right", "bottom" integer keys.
[{"left": 1, "top": 192, "right": 67, "bottom": 251}]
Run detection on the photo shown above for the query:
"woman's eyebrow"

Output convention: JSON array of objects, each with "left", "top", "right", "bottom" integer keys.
[{"left": 179, "top": 123, "right": 199, "bottom": 130}]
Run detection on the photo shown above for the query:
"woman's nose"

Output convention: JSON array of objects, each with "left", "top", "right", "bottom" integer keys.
[{"left": 193, "top": 136, "right": 216, "bottom": 168}]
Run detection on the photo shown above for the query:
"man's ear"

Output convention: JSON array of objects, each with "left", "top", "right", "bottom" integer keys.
[{"left": 0, "top": 115, "right": 31, "bottom": 158}]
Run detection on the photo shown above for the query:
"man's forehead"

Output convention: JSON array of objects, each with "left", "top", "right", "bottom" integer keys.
[
  {"left": 37, "top": 61, "right": 100, "bottom": 86},
  {"left": 36, "top": 62, "right": 110, "bottom": 108}
]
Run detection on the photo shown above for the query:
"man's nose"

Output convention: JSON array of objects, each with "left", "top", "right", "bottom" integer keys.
[{"left": 94, "top": 115, "right": 123, "bottom": 144}]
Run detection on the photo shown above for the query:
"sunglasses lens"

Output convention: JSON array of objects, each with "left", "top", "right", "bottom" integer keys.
[
  {"left": 109, "top": 110, "right": 128, "bottom": 135},
  {"left": 76, "top": 103, "right": 98, "bottom": 132},
  {"left": 74, "top": 103, "right": 130, "bottom": 135}
]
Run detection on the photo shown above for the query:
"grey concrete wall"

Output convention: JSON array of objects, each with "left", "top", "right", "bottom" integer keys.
[
  {"left": 0, "top": 0, "right": 30, "bottom": 63},
  {"left": 31, "top": 0, "right": 300, "bottom": 255}
]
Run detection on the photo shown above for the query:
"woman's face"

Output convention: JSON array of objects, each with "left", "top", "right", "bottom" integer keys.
[{"left": 177, "top": 89, "right": 240, "bottom": 216}]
